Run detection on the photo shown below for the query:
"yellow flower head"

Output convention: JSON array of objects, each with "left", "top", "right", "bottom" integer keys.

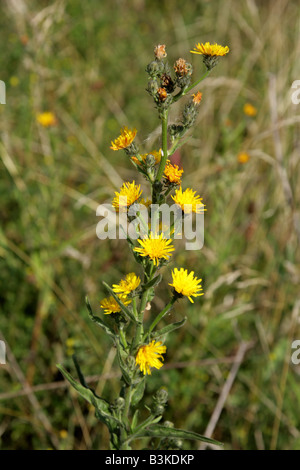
[
  {"left": 136, "top": 340, "right": 167, "bottom": 375},
  {"left": 190, "top": 42, "right": 229, "bottom": 57},
  {"left": 238, "top": 152, "right": 250, "bottom": 164},
  {"left": 110, "top": 126, "right": 137, "bottom": 151},
  {"left": 169, "top": 268, "right": 203, "bottom": 303},
  {"left": 36, "top": 112, "right": 57, "bottom": 127},
  {"left": 243, "top": 103, "right": 257, "bottom": 117},
  {"left": 164, "top": 160, "right": 183, "bottom": 185},
  {"left": 100, "top": 295, "right": 131, "bottom": 315},
  {"left": 172, "top": 187, "right": 205, "bottom": 214},
  {"left": 112, "top": 181, "right": 142, "bottom": 212},
  {"left": 134, "top": 232, "right": 174, "bottom": 266},
  {"left": 112, "top": 272, "right": 141, "bottom": 296}
]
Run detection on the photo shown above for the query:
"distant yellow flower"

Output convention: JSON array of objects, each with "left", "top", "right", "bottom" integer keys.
[
  {"left": 36, "top": 112, "right": 57, "bottom": 127},
  {"left": 112, "top": 181, "right": 142, "bottom": 212},
  {"left": 131, "top": 149, "right": 162, "bottom": 166},
  {"left": 112, "top": 273, "right": 141, "bottom": 296},
  {"left": 164, "top": 160, "right": 183, "bottom": 184},
  {"left": 192, "top": 91, "right": 203, "bottom": 105},
  {"left": 190, "top": 42, "right": 229, "bottom": 57},
  {"left": 110, "top": 126, "right": 137, "bottom": 151},
  {"left": 59, "top": 430, "right": 68, "bottom": 439},
  {"left": 243, "top": 103, "right": 257, "bottom": 117},
  {"left": 9, "top": 76, "right": 19, "bottom": 87},
  {"left": 136, "top": 340, "right": 167, "bottom": 375},
  {"left": 134, "top": 232, "right": 174, "bottom": 266},
  {"left": 238, "top": 152, "right": 250, "bottom": 164},
  {"left": 100, "top": 295, "right": 132, "bottom": 315},
  {"left": 172, "top": 187, "right": 205, "bottom": 214},
  {"left": 169, "top": 268, "right": 203, "bottom": 303}
]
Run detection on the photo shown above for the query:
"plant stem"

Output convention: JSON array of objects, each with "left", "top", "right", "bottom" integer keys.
[
  {"left": 172, "top": 69, "right": 211, "bottom": 102},
  {"left": 155, "top": 109, "right": 169, "bottom": 182}
]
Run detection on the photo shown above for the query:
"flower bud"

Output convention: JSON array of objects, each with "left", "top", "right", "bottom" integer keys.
[
  {"left": 155, "top": 388, "right": 168, "bottom": 404},
  {"left": 146, "top": 60, "right": 164, "bottom": 78},
  {"left": 112, "top": 397, "right": 125, "bottom": 411}
]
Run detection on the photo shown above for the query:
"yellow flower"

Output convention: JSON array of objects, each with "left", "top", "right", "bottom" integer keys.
[
  {"left": 190, "top": 42, "right": 229, "bottom": 57},
  {"left": 134, "top": 232, "right": 174, "bottom": 266},
  {"left": 163, "top": 160, "right": 183, "bottom": 184},
  {"left": 169, "top": 268, "right": 203, "bottom": 303},
  {"left": 131, "top": 149, "right": 162, "bottom": 166},
  {"left": 243, "top": 103, "right": 257, "bottom": 117},
  {"left": 59, "top": 430, "right": 68, "bottom": 439},
  {"left": 110, "top": 126, "right": 137, "bottom": 151},
  {"left": 136, "top": 340, "right": 167, "bottom": 375},
  {"left": 36, "top": 112, "right": 57, "bottom": 127},
  {"left": 172, "top": 187, "right": 205, "bottom": 214},
  {"left": 112, "top": 272, "right": 141, "bottom": 296},
  {"left": 112, "top": 181, "right": 142, "bottom": 212},
  {"left": 238, "top": 152, "right": 250, "bottom": 164},
  {"left": 100, "top": 295, "right": 132, "bottom": 315}
]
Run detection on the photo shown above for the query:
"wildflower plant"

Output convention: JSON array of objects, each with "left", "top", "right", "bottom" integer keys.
[{"left": 58, "top": 41, "right": 229, "bottom": 450}]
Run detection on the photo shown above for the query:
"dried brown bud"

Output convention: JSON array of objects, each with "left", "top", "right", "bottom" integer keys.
[
  {"left": 161, "top": 73, "right": 175, "bottom": 93},
  {"left": 174, "top": 58, "right": 188, "bottom": 76}
]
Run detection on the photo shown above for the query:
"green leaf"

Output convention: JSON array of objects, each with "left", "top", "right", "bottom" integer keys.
[
  {"left": 72, "top": 354, "right": 88, "bottom": 387},
  {"left": 85, "top": 296, "right": 116, "bottom": 339},
  {"left": 152, "top": 317, "right": 187, "bottom": 340},
  {"left": 131, "top": 379, "right": 145, "bottom": 407},
  {"left": 142, "top": 274, "right": 162, "bottom": 290},
  {"left": 57, "top": 364, "right": 122, "bottom": 430},
  {"left": 130, "top": 424, "right": 223, "bottom": 446},
  {"left": 102, "top": 282, "right": 137, "bottom": 323}
]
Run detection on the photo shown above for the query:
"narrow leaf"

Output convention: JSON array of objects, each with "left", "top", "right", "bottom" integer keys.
[
  {"left": 131, "top": 424, "right": 223, "bottom": 446},
  {"left": 85, "top": 296, "right": 115, "bottom": 339},
  {"left": 131, "top": 379, "right": 145, "bottom": 407},
  {"left": 72, "top": 354, "right": 88, "bottom": 387},
  {"left": 152, "top": 317, "right": 187, "bottom": 340},
  {"left": 57, "top": 364, "right": 122, "bottom": 428},
  {"left": 102, "top": 282, "right": 137, "bottom": 323},
  {"left": 142, "top": 274, "right": 162, "bottom": 290}
]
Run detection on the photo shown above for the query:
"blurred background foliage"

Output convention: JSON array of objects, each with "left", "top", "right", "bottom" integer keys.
[{"left": 0, "top": 0, "right": 300, "bottom": 450}]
